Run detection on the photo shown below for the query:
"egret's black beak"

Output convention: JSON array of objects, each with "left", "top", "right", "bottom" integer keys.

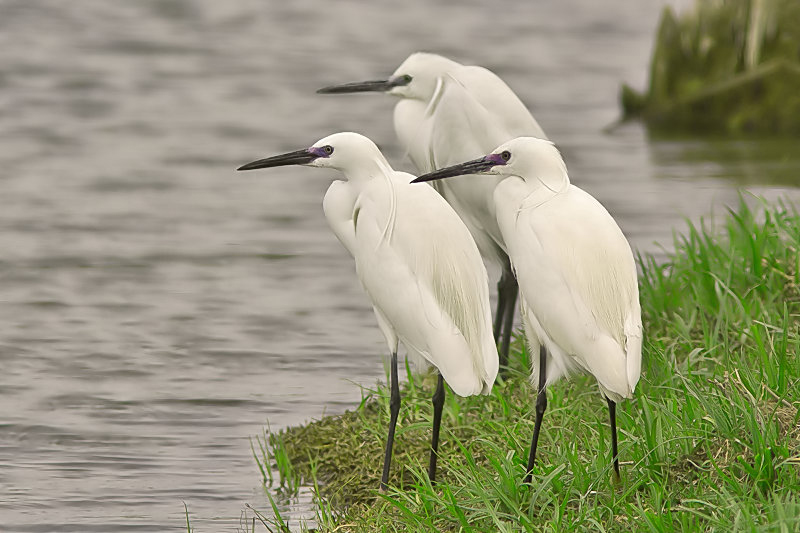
[
  {"left": 412, "top": 156, "right": 500, "bottom": 183},
  {"left": 317, "top": 79, "right": 393, "bottom": 94},
  {"left": 317, "top": 74, "right": 412, "bottom": 94},
  {"left": 237, "top": 149, "right": 318, "bottom": 171}
]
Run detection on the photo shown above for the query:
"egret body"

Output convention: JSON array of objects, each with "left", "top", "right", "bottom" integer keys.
[
  {"left": 318, "top": 53, "right": 548, "bottom": 367},
  {"left": 413, "top": 137, "right": 643, "bottom": 482},
  {"left": 238, "top": 132, "right": 498, "bottom": 488}
]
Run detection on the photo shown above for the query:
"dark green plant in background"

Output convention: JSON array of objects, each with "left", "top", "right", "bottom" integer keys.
[{"left": 621, "top": 0, "right": 800, "bottom": 134}]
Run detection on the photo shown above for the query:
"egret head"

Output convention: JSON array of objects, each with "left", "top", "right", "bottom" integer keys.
[
  {"left": 412, "top": 137, "right": 567, "bottom": 184},
  {"left": 316, "top": 52, "right": 459, "bottom": 102},
  {"left": 237, "top": 132, "right": 388, "bottom": 175}
]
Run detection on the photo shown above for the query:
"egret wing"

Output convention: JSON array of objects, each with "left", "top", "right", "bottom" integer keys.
[
  {"left": 394, "top": 98, "right": 436, "bottom": 174},
  {"left": 322, "top": 180, "right": 358, "bottom": 255},
  {"left": 424, "top": 76, "right": 512, "bottom": 261},
  {"left": 495, "top": 181, "right": 641, "bottom": 398},
  {"left": 352, "top": 174, "right": 498, "bottom": 396},
  {"left": 429, "top": 74, "right": 507, "bottom": 165},
  {"left": 453, "top": 65, "right": 547, "bottom": 141}
]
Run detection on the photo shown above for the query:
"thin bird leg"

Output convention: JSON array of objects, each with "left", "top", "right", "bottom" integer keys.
[
  {"left": 499, "top": 275, "right": 518, "bottom": 370},
  {"left": 380, "top": 352, "right": 401, "bottom": 491},
  {"left": 525, "top": 345, "right": 548, "bottom": 483},
  {"left": 428, "top": 373, "right": 446, "bottom": 484},
  {"left": 495, "top": 260, "right": 517, "bottom": 368},
  {"left": 493, "top": 277, "right": 507, "bottom": 343},
  {"left": 606, "top": 396, "right": 621, "bottom": 482}
]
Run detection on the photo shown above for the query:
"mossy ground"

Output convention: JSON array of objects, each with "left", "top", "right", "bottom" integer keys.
[{"left": 254, "top": 198, "right": 800, "bottom": 532}]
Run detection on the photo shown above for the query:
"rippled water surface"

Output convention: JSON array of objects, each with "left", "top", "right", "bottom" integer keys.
[{"left": 1, "top": 1, "right": 798, "bottom": 531}]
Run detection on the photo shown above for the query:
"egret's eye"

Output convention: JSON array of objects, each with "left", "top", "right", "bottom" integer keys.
[
  {"left": 500, "top": 150, "right": 511, "bottom": 161},
  {"left": 401, "top": 74, "right": 413, "bottom": 83},
  {"left": 323, "top": 145, "right": 334, "bottom": 155}
]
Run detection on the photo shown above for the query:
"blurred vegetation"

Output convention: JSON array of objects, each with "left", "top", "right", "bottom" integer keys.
[
  {"left": 252, "top": 197, "right": 800, "bottom": 532},
  {"left": 621, "top": 0, "right": 800, "bottom": 134}
]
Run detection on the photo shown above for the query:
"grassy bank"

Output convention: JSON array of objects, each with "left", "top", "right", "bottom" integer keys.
[{"left": 256, "top": 198, "right": 800, "bottom": 532}]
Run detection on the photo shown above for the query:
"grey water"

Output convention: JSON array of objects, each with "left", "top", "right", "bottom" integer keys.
[{"left": 0, "top": 0, "right": 798, "bottom": 531}]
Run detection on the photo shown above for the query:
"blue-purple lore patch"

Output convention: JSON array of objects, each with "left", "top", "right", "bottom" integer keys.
[
  {"left": 484, "top": 153, "right": 508, "bottom": 166},
  {"left": 309, "top": 145, "right": 333, "bottom": 158}
]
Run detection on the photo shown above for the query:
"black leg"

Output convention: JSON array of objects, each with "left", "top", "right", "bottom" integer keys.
[
  {"left": 380, "top": 352, "right": 401, "bottom": 490},
  {"left": 493, "top": 278, "right": 507, "bottom": 344},
  {"left": 524, "top": 346, "right": 548, "bottom": 483},
  {"left": 428, "top": 373, "right": 445, "bottom": 484},
  {"left": 607, "top": 396, "right": 620, "bottom": 481},
  {"left": 499, "top": 276, "right": 518, "bottom": 369},
  {"left": 496, "top": 261, "right": 518, "bottom": 370}
]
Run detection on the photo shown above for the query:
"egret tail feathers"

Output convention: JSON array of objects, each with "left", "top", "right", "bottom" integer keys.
[{"left": 624, "top": 307, "right": 643, "bottom": 395}]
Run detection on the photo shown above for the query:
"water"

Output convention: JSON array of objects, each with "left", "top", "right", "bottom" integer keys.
[{"left": 0, "top": 1, "right": 798, "bottom": 531}]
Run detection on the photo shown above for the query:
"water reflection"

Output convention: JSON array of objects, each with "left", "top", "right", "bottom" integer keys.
[{"left": 648, "top": 136, "right": 800, "bottom": 186}]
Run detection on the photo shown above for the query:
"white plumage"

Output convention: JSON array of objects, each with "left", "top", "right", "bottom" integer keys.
[
  {"left": 238, "top": 132, "right": 497, "bottom": 488},
  {"left": 318, "top": 52, "right": 548, "bottom": 364},
  {"left": 317, "top": 133, "right": 498, "bottom": 395},
  {"left": 489, "top": 140, "right": 642, "bottom": 402},
  {"left": 413, "top": 136, "right": 642, "bottom": 480}
]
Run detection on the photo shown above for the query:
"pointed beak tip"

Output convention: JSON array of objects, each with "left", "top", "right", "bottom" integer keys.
[
  {"left": 236, "top": 161, "right": 264, "bottom": 171},
  {"left": 236, "top": 148, "right": 318, "bottom": 172}
]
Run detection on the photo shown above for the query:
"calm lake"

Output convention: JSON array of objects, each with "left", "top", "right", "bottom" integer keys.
[{"left": 0, "top": 0, "right": 798, "bottom": 531}]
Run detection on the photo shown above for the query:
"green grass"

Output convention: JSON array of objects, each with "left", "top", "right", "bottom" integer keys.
[{"left": 255, "top": 197, "right": 800, "bottom": 532}]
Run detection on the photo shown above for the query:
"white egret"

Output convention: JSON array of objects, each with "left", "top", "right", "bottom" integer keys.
[
  {"left": 317, "top": 53, "right": 548, "bottom": 368},
  {"left": 237, "top": 132, "right": 498, "bottom": 489},
  {"left": 413, "top": 137, "right": 643, "bottom": 482}
]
